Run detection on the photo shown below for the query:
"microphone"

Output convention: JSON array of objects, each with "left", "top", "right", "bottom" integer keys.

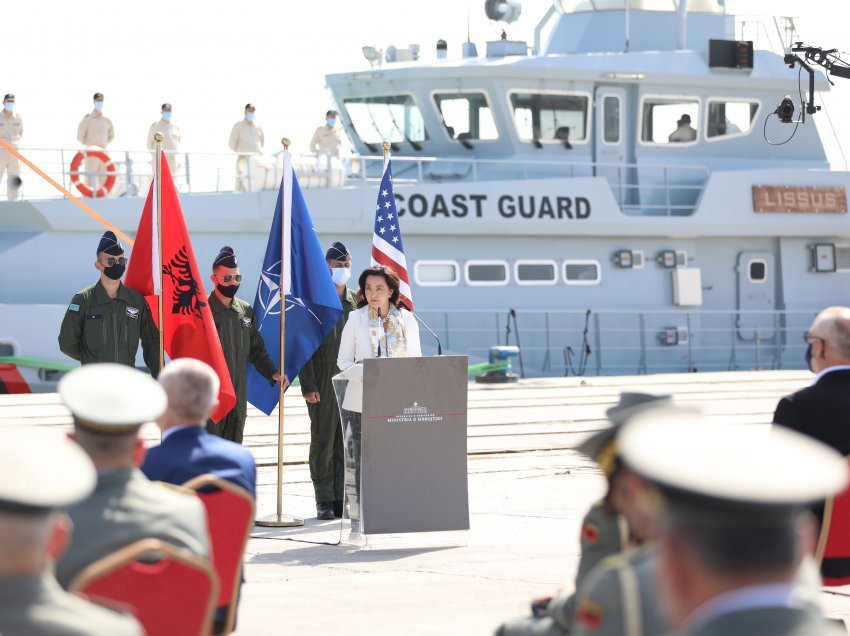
[{"left": 403, "top": 304, "right": 443, "bottom": 356}]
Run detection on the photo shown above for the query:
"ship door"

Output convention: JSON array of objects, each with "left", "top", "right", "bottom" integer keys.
[
  {"left": 594, "top": 87, "right": 631, "bottom": 207},
  {"left": 736, "top": 252, "right": 776, "bottom": 340}
]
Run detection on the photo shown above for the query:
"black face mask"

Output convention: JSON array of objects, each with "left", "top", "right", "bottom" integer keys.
[
  {"left": 103, "top": 264, "right": 125, "bottom": 280},
  {"left": 217, "top": 283, "right": 239, "bottom": 298}
]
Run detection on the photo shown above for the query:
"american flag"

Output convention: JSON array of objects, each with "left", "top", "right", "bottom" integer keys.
[{"left": 371, "top": 157, "right": 414, "bottom": 311}]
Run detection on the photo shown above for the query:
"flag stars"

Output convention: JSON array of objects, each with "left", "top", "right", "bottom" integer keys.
[
  {"left": 377, "top": 215, "right": 383, "bottom": 223},
  {"left": 381, "top": 189, "right": 388, "bottom": 197},
  {"left": 390, "top": 224, "right": 396, "bottom": 231},
  {"left": 392, "top": 236, "right": 399, "bottom": 243},
  {"left": 384, "top": 201, "right": 391, "bottom": 209},
  {"left": 375, "top": 204, "right": 380, "bottom": 211},
  {"left": 379, "top": 227, "right": 386, "bottom": 235},
  {"left": 387, "top": 213, "right": 394, "bottom": 220}
]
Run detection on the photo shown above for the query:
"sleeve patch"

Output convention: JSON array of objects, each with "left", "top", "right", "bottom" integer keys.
[
  {"left": 68, "top": 303, "right": 80, "bottom": 312},
  {"left": 576, "top": 599, "right": 604, "bottom": 630},
  {"left": 582, "top": 521, "right": 600, "bottom": 544}
]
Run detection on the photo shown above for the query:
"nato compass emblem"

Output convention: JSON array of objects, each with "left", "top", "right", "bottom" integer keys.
[{"left": 257, "top": 259, "right": 323, "bottom": 326}]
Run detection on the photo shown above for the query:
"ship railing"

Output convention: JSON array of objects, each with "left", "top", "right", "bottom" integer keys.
[
  {"left": 415, "top": 308, "right": 818, "bottom": 377},
  {"left": 2, "top": 147, "right": 707, "bottom": 216},
  {"left": 735, "top": 14, "right": 799, "bottom": 55}
]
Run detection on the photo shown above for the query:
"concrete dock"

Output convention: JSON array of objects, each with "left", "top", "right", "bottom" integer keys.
[{"left": 2, "top": 370, "right": 849, "bottom": 634}]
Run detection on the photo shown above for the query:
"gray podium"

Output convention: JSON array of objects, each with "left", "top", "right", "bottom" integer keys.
[{"left": 332, "top": 355, "right": 469, "bottom": 536}]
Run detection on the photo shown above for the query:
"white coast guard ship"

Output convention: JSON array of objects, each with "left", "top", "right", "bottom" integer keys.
[{"left": 2, "top": 0, "right": 849, "bottom": 391}]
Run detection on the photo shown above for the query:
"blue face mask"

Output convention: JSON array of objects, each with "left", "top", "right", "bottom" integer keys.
[
  {"left": 805, "top": 342, "right": 814, "bottom": 372},
  {"left": 94, "top": 101, "right": 104, "bottom": 111},
  {"left": 3, "top": 102, "right": 12, "bottom": 112},
  {"left": 246, "top": 112, "right": 255, "bottom": 122},
  {"left": 327, "top": 118, "right": 336, "bottom": 127},
  {"left": 162, "top": 111, "right": 172, "bottom": 121}
]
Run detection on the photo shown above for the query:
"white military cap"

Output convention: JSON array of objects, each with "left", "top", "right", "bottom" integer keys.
[
  {"left": 59, "top": 363, "right": 167, "bottom": 433},
  {"left": 619, "top": 408, "right": 849, "bottom": 519},
  {"left": 0, "top": 430, "right": 96, "bottom": 514},
  {"left": 576, "top": 392, "right": 673, "bottom": 476}
]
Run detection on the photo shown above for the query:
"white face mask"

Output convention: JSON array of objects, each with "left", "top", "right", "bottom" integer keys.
[{"left": 331, "top": 267, "right": 351, "bottom": 286}]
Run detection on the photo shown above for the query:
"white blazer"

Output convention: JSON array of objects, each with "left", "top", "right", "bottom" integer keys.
[{"left": 337, "top": 306, "right": 422, "bottom": 370}]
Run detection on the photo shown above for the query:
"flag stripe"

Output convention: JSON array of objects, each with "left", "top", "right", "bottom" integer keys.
[
  {"left": 371, "top": 248, "right": 412, "bottom": 294},
  {"left": 370, "top": 239, "right": 411, "bottom": 284}
]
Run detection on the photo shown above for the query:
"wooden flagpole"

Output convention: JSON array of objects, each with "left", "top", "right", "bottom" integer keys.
[
  {"left": 153, "top": 134, "right": 165, "bottom": 374},
  {"left": 256, "top": 138, "right": 303, "bottom": 528}
]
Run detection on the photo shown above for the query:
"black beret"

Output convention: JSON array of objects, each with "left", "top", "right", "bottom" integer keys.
[
  {"left": 325, "top": 241, "right": 350, "bottom": 261},
  {"left": 97, "top": 231, "right": 124, "bottom": 256},
  {"left": 214, "top": 246, "right": 238, "bottom": 269},
  {"left": 93, "top": 92, "right": 104, "bottom": 101}
]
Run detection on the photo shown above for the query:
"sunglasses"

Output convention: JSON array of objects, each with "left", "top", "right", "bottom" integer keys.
[
  {"left": 215, "top": 274, "right": 243, "bottom": 283},
  {"left": 101, "top": 257, "right": 127, "bottom": 267}
]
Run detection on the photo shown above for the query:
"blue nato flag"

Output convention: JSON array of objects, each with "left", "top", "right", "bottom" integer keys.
[{"left": 246, "top": 166, "right": 343, "bottom": 415}]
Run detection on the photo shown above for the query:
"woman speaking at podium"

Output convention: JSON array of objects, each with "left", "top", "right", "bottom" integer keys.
[{"left": 337, "top": 265, "right": 422, "bottom": 368}]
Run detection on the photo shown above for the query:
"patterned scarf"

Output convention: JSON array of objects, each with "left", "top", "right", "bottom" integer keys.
[{"left": 367, "top": 305, "right": 409, "bottom": 358}]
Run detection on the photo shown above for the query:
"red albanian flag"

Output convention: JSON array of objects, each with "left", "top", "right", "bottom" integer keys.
[{"left": 125, "top": 152, "right": 236, "bottom": 422}]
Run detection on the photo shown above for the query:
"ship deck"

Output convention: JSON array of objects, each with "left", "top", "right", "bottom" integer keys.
[{"left": 2, "top": 370, "right": 849, "bottom": 634}]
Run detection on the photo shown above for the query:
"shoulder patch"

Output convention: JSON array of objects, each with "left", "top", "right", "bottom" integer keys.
[
  {"left": 126, "top": 306, "right": 140, "bottom": 319},
  {"left": 582, "top": 520, "right": 601, "bottom": 544},
  {"left": 576, "top": 598, "right": 604, "bottom": 630},
  {"left": 242, "top": 316, "right": 252, "bottom": 328},
  {"left": 68, "top": 303, "right": 80, "bottom": 312}
]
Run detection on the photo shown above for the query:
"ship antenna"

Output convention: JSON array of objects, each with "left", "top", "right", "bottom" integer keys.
[{"left": 467, "top": 0, "right": 471, "bottom": 43}]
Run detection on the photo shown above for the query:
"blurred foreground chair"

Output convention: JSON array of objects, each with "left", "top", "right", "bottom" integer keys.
[
  {"left": 184, "top": 474, "right": 255, "bottom": 634},
  {"left": 816, "top": 458, "right": 850, "bottom": 586},
  {"left": 69, "top": 538, "right": 218, "bottom": 636}
]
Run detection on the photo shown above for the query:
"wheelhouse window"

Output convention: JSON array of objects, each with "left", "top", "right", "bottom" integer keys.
[
  {"left": 414, "top": 260, "right": 460, "bottom": 286},
  {"left": 509, "top": 92, "right": 588, "bottom": 143},
  {"left": 563, "top": 260, "right": 601, "bottom": 285},
  {"left": 343, "top": 95, "right": 429, "bottom": 145},
  {"left": 465, "top": 260, "right": 509, "bottom": 286},
  {"left": 434, "top": 92, "right": 498, "bottom": 141},
  {"left": 641, "top": 98, "right": 699, "bottom": 144},
  {"left": 706, "top": 100, "right": 759, "bottom": 139}
]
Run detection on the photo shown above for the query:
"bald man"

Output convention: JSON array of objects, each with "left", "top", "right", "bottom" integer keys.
[{"left": 773, "top": 306, "right": 850, "bottom": 455}]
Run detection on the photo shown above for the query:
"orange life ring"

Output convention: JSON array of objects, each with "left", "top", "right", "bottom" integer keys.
[{"left": 69, "top": 150, "right": 116, "bottom": 198}]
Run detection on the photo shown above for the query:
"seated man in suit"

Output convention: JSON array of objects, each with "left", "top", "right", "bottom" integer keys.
[
  {"left": 142, "top": 357, "right": 257, "bottom": 635},
  {"left": 774, "top": 306, "right": 850, "bottom": 455},
  {"left": 55, "top": 363, "right": 210, "bottom": 589},
  {"left": 621, "top": 408, "right": 847, "bottom": 636},
  {"left": 142, "top": 357, "right": 257, "bottom": 496},
  {"left": 0, "top": 430, "right": 143, "bottom": 635}
]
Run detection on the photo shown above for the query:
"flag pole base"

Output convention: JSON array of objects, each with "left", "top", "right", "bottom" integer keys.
[{"left": 255, "top": 513, "right": 304, "bottom": 528}]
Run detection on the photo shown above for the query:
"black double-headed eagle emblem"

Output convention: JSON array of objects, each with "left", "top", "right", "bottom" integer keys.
[{"left": 162, "top": 246, "right": 207, "bottom": 319}]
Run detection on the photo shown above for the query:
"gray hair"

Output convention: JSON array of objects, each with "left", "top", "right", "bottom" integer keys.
[{"left": 159, "top": 358, "right": 220, "bottom": 423}]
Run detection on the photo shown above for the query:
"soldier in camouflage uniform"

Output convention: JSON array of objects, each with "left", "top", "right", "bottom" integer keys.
[
  {"left": 206, "top": 246, "right": 284, "bottom": 443},
  {"left": 299, "top": 242, "right": 358, "bottom": 520},
  {"left": 58, "top": 231, "right": 159, "bottom": 376}
]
